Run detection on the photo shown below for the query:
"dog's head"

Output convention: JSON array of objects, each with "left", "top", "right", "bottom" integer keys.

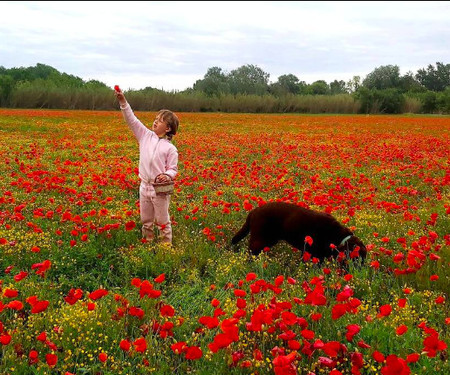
[{"left": 337, "top": 235, "right": 367, "bottom": 263}]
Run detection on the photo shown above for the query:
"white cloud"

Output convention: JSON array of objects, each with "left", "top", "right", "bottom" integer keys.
[{"left": 1, "top": 1, "right": 449, "bottom": 91}]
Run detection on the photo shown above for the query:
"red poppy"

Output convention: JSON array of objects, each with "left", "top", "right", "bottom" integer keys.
[
  {"left": 429, "top": 253, "right": 440, "bottom": 261},
  {"left": 114, "top": 85, "right": 120, "bottom": 92},
  {"left": 344, "top": 273, "right": 353, "bottom": 281},
  {"left": 31, "top": 300, "right": 49, "bottom": 314},
  {"left": 64, "top": 288, "right": 83, "bottom": 305},
  {"left": 396, "top": 325, "right": 408, "bottom": 335},
  {"left": 301, "top": 329, "right": 315, "bottom": 340},
  {"left": 131, "top": 278, "right": 142, "bottom": 287},
  {"left": 288, "top": 340, "right": 301, "bottom": 350},
  {"left": 422, "top": 331, "right": 447, "bottom": 357},
  {"left": 160, "top": 304, "right": 175, "bottom": 317},
  {"left": 311, "top": 313, "right": 322, "bottom": 321},
  {"left": 31, "top": 260, "right": 51, "bottom": 277},
  {"left": 138, "top": 280, "right": 153, "bottom": 297},
  {"left": 274, "top": 275, "right": 284, "bottom": 286},
  {"left": 406, "top": 353, "right": 420, "bottom": 363},
  {"left": 281, "top": 311, "right": 298, "bottom": 326},
  {"left": 29, "top": 350, "right": 39, "bottom": 364},
  {"left": 31, "top": 246, "right": 41, "bottom": 253},
  {"left": 0, "top": 333, "right": 11, "bottom": 345},
  {"left": 133, "top": 337, "right": 147, "bottom": 353},
  {"left": 351, "top": 351, "right": 364, "bottom": 369},
  {"left": 119, "top": 339, "right": 131, "bottom": 351},
  {"left": 171, "top": 341, "right": 187, "bottom": 354},
  {"left": 304, "top": 282, "right": 327, "bottom": 306},
  {"left": 234, "top": 289, "right": 246, "bottom": 297},
  {"left": 4, "top": 288, "right": 18, "bottom": 298},
  {"left": 45, "top": 353, "right": 58, "bottom": 367},
  {"left": 331, "top": 303, "right": 348, "bottom": 320},
  {"left": 14, "top": 271, "right": 28, "bottom": 282},
  {"left": 381, "top": 354, "right": 410, "bottom": 375},
  {"left": 345, "top": 324, "right": 360, "bottom": 342},
  {"left": 99, "top": 352, "right": 107, "bottom": 362},
  {"left": 89, "top": 288, "right": 108, "bottom": 301},
  {"left": 154, "top": 273, "right": 165, "bottom": 283},
  {"left": 305, "top": 236, "right": 313, "bottom": 246},
  {"left": 125, "top": 221, "right": 136, "bottom": 231},
  {"left": 303, "top": 251, "right": 311, "bottom": 262},
  {"left": 253, "top": 348, "right": 263, "bottom": 361},
  {"left": 279, "top": 330, "right": 296, "bottom": 341},
  {"left": 377, "top": 304, "right": 392, "bottom": 318},
  {"left": 210, "top": 333, "right": 233, "bottom": 351},
  {"left": 318, "top": 356, "right": 336, "bottom": 368},
  {"left": 357, "top": 339, "right": 371, "bottom": 349},
  {"left": 435, "top": 296, "right": 445, "bottom": 304},
  {"left": 185, "top": 346, "right": 202, "bottom": 360},
  {"left": 336, "top": 285, "right": 353, "bottom": 301},
  {"left": 7, "top": 300, "right": 23, "bottom": 310},
  {"left": 243, "top": 200, "right": 253, "bottom": 210},
  {"left": 129, "top": 306, "right": 145, "bottom": 319}
]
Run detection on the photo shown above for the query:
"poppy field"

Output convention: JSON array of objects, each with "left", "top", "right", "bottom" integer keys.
[{"left": 0, "top": 109, "right": 448, "bottom": 375}]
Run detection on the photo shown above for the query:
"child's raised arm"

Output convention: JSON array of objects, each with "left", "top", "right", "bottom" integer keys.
[{"left": 114, "top": 87, "right": 149, "bottom": 141}]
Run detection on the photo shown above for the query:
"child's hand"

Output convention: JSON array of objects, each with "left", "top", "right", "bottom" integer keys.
[
  {"left": 114, "top": 86, "right": 127, "bottom": 106},
  {"left": 155, "top": 174, "right": 172, "bottom": 183}
]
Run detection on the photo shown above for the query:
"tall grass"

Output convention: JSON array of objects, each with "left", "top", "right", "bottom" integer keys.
[
  {"left": 8, "top": 84, "right": 438, "bottom": 114},
  {"left": 7, "top": 85, "right": 366, "bottom": 113}
]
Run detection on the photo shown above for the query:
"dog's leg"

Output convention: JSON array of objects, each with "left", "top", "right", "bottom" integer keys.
[{"left": 231, "top": 213, "right": 251, "bottom": 245}]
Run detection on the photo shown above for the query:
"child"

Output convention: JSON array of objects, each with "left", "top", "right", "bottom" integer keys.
[{"left": 114, "top": 88, "right": 179, "bottom": 245}]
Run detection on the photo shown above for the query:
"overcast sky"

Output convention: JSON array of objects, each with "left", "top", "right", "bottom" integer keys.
[{"left": 2, "top": 1, "right": 449, "bottom": 91}]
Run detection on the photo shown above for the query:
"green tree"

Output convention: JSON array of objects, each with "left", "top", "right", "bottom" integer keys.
[
  {"left": 436, "top": 87, "right": 450, "bottom": 113},
  {"left": 415, "top": 62, "right": 450, "bottom": 92},
  {"left": 329, "top": 80, "right": 348, "bottom": 95},
  {"left": 346, "top": 76, "right": 361, "bottom": 93},
  {"left": 399, "top": 71, "right": 425, "bottom": 93},
  {"left": 193, "top": 67, "right": 229, "bottom": 96},
  {"left": 270, "top": 74, "right": 301, "bottom": 96},
  {"left": 31, "top": 63, "right": 59, "bottom": 80},
  {"left": 355, "top": 87, "right": 405, "bottom": 114},
  {"left": 0, "top": 74, "right": 14, "bottom": 106},
  {"left": 85, "top": 79, "right": 109, "bottom": 89},
  {"left": 308, "top": 80, "right": 329, "bottom": 95},
  {"left": 228, "top": 64, "right": 270, "bottom": 95},
  {"left": 362, "top": 65, "right": 401, "bottom": 90}
]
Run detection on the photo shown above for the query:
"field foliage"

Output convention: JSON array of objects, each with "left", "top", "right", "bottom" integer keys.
[{"left": 0, "top": 109, "right": 448, "bottom": 375}]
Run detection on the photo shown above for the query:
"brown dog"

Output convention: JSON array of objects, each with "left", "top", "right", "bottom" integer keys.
[{"left": 232, "top": 202, "right": 366, "bottom": 263}]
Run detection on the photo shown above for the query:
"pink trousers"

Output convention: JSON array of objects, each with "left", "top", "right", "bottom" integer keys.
[{"left": 139, "top": 182, "right": 172, "bottom": 244}]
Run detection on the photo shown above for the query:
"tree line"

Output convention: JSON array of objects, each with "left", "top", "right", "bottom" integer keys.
[{"left": 0, "top": 62, "right": 449, "bottom": 114}]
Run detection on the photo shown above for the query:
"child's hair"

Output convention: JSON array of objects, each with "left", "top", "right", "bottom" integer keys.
[{"left": 158, "top": 109, "right": 179, "bottom": 140}]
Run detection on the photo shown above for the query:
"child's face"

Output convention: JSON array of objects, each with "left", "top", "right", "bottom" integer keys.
[{"left": 152, "top": 115, "right": 170, "bottom": 137}]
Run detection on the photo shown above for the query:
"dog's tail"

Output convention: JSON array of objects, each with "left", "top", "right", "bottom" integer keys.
[{"left": 231, "top": 213, "right": 251, "bottom": 245}]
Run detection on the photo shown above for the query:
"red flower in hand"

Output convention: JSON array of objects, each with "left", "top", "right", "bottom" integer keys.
[{"left": 114, "top": 85, "right": 120, "bottom": 92}]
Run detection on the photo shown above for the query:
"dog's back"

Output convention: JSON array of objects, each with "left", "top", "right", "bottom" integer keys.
[{"left": 232, "top": 202, "right": 362, "bottom": 260}]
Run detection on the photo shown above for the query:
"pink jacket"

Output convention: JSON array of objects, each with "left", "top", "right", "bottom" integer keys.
[{"left": 120, "top": 103, "right": 178, "bottom": 184}]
